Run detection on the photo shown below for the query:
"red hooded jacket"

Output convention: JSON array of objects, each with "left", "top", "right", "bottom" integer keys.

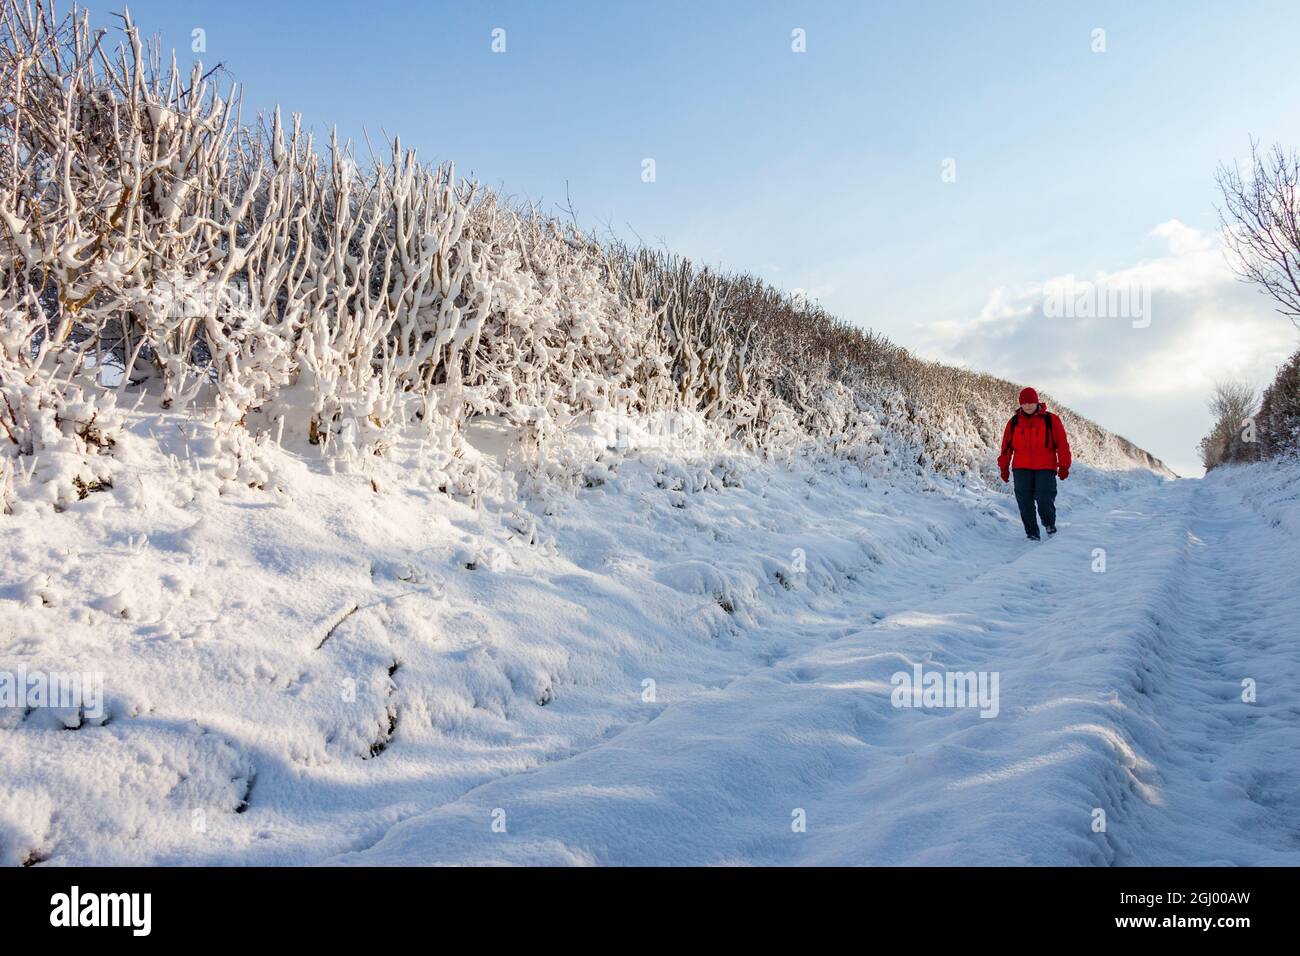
[{"left": 997, "top": 405, "right": 1071, "bottom": 472}]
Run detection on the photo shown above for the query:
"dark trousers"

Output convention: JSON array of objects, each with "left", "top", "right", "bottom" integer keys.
[{"left": 1013, "top": 468, "right": 1057, "bottom": 537}]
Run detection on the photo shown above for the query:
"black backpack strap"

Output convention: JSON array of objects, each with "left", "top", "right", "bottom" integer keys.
[{"left": 1044, "top": 412, "right": 1053, "bottom": 447}]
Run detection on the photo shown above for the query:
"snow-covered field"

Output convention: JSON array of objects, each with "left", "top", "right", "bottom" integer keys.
[{"left": 2, "top": 407, "right": 1296, "bottom": 867}]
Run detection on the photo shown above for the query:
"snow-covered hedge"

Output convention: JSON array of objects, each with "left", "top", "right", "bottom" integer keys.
[
  {"left": 0, "top": 0, "right": 1170, "bottom": 515},
  {"left": 1256, "top": 348, "right": 1300, "bottom": 459}
]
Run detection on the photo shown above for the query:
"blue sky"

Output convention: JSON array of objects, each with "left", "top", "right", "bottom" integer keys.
[{"left": 99, "top": 1, "right": 1300, "bottom": 474}]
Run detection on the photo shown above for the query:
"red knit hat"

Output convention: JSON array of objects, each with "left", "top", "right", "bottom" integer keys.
[{"left": 1018, "top": 387, "right": 1039, "bottom": 405}]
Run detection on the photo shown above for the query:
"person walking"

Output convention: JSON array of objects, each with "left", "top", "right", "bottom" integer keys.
[{"left": 998, "top": 387, "right": 1071, "bottom": 540}]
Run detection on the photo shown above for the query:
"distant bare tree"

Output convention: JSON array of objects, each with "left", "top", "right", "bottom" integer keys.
[
  {"left": 1199, "top": 380, "right": 1258, "bottom": 470},
  {"left": 1217, "top": 142, "right": 1300, "bottom": 327}
]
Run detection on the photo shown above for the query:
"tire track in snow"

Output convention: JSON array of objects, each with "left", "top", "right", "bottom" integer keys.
[{"left": 1100, "top": 476, "right": 1300, "bottom": 864}]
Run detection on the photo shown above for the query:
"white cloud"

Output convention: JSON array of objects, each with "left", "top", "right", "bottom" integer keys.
[{"left": 919, "top": 221, "right": 1300, "bottom": 475}]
